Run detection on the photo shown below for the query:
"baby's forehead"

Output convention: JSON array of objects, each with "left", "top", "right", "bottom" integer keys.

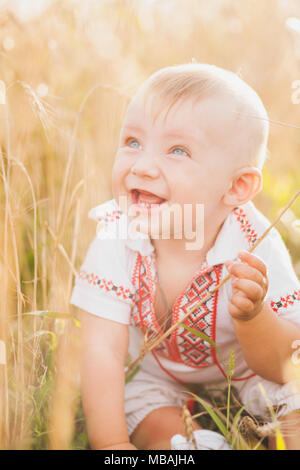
[{"left": 125, "top": 89, "right": 241, "bottom": 133}]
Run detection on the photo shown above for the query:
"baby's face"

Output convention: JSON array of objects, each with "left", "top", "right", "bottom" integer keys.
[{"left": 112, "top": 90, "right": 242, "bottom": 237}]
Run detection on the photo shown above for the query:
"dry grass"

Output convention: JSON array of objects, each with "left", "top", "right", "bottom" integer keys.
[{"left": 0, "top": 0, "right": 300, "bottom": 450}]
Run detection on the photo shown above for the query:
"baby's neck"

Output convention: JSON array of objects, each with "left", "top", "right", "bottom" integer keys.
[{"left": 151, "top": 212, "right": 226, "bottom": 266}]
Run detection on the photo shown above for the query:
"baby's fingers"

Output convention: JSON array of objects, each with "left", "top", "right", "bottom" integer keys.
[
  {"left": 232, "top": 278, "right": 265, "bottom": 302},
  {"left": 237, "top": 251, "right": 267, "bottom": 277},
  {"left": 226, "top": 261, "right": 265, "bottom": 285},
  {"left": 229, "top": 293, "right": 254, "bottom": 314}
]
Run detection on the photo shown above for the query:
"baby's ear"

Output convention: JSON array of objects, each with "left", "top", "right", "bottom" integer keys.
[{"left": 223, "top": 167, "right": 262, "bottom": 207}]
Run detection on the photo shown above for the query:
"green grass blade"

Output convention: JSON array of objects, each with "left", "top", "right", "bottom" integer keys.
[
  {"left": 22, "top": 310, "right": 81, "bottom": 327},
  {"left": 187, "top": 392, "right": 229, "bottom": 439},
  {"left": 181, "top": 324, "right": 218, "bottom": 351},
  {"left": 25, "top": 330, "right": 57, "bottom": 350},
  {"left": 125, "top": 364, "right": 140, "bottom": 384}
]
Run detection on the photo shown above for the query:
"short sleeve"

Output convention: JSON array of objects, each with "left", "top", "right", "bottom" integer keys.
[
  {"left": 70, "top": 204, "right": 136, "bottom": 324},
  {"left": 262, "top": 227, "right": 300, "bottom": 325}
]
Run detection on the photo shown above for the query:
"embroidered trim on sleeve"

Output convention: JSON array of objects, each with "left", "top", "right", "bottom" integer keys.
[
  {"left": 77, "top": 269, "right": 135, "bottom": 301},
  {"left": 270, "top": 289, "right": 300, "bottom": 313},
  {"left": 96, "top": 209, "right": 122, "bottom": 224},
  {"left": 233, "top": 207, "right": 258, "bottom": 247}
]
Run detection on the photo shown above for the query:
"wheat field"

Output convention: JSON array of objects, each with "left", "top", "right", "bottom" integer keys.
[{"left": 0, "top": 0, "right": 299, "bottom": 450}]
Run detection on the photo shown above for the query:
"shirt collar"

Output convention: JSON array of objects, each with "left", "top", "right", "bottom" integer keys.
[
  {"left": 90, "top": 198, "right": 255, "bottom": 263},
  {"left": 205, "top": 206, "right": 250, "bottom": 265}
]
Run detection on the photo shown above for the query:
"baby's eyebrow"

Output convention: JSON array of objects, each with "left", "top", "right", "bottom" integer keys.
[
  {"left": 122, "top": 125, "right": 145, "bottom": 135},
  {"left": 122, "top": 125, "right": 203, "bottom": 145},
  {"left": 163, "top": 130, "right": 203, "bottom": 144}
]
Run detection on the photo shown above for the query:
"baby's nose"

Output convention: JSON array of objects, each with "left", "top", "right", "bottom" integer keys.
[{"left": 130, "top": 156, "right": 160, "bottom": 178}]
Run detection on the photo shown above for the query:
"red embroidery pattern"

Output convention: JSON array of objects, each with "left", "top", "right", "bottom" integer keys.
[
  {"left": 77, "top": 269, "right": 135, "bottom": 301},
  {"left": 233, "top": 207, "right": 258, "bottom": 247},
  {"left": 270, "top": 289, "right": 300, "bottom": 313},
  {"left": 131, "top": 252, "right": 140, "bottom": 286},
  {"left": 131, "top": 253, "right": 158, "bottom": 331},
  {"left": 131, "top": 254, "right": 222, "bottom": 368},
  {"left": 173, "top": 266, "right": 223, "bottom": 368},
  {"left": 96, "top": 209, "right": 122, "bottom": 224}
]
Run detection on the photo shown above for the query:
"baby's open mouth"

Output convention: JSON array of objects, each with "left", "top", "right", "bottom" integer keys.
[{"left": 130, "top": 189, "right": 167, "bottom": 211}]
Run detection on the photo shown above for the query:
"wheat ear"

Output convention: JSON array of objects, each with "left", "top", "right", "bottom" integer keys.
[{"left": 182, "top": 404, "right": 198, "bottom": 449}]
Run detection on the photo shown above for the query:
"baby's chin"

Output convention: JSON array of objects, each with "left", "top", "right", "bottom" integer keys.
[{"left": 127, "top": 211, "right": 184, "bottom": 241}]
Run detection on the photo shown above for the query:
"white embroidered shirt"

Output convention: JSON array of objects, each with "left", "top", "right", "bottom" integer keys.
[{"left": 70, "top": 199, "right": 300, "bottom": 384}]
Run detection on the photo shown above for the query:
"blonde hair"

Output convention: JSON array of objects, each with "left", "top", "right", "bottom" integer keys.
[{"left": 135, "top": 63, "right": 269, "bottom": 170}]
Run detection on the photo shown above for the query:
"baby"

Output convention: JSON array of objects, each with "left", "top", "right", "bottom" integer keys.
[{"left": 70, "top": 63, "right": 300, "bottom": 450}]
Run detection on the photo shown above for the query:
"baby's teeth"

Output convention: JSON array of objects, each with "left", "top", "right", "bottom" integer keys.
[{"left": 139, "top": 201, "right": 154, "bottom": 209}]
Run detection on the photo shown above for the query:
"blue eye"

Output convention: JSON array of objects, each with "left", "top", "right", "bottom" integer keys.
[
  {"left": 171, "top": 147, "right": 188, "bottom": 156},
  {"left": 127, "top": 139, "right": 141, "bottom": 149}
]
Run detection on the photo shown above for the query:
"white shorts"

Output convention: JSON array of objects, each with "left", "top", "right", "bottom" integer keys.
[{"left": 125, "top": 369, "right": 300, "bottom": 437}]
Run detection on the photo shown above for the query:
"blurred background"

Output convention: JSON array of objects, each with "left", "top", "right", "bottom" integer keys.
[{"left": 0, "top": 0, "right": 299, "bottom": 450}]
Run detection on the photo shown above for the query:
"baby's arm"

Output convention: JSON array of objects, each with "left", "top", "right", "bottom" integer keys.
[
  {"left": 226, "top": 251, "right": 300, "bottom": 384},
  {"left": 79, "top": 308, "right": 137, "bottom": 450}
]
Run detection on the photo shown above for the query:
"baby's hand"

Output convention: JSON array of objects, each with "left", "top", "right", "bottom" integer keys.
[{"left": 225, "top": 251, "right": 268, "bottom": 322}]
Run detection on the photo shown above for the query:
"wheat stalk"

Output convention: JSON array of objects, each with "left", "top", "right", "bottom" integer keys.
[
  {"left": 125, "top": 190, "right": 300, "bottom": 378},
  {"left": 182, "top": 404, "right": 198, "bottom": 450}
]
